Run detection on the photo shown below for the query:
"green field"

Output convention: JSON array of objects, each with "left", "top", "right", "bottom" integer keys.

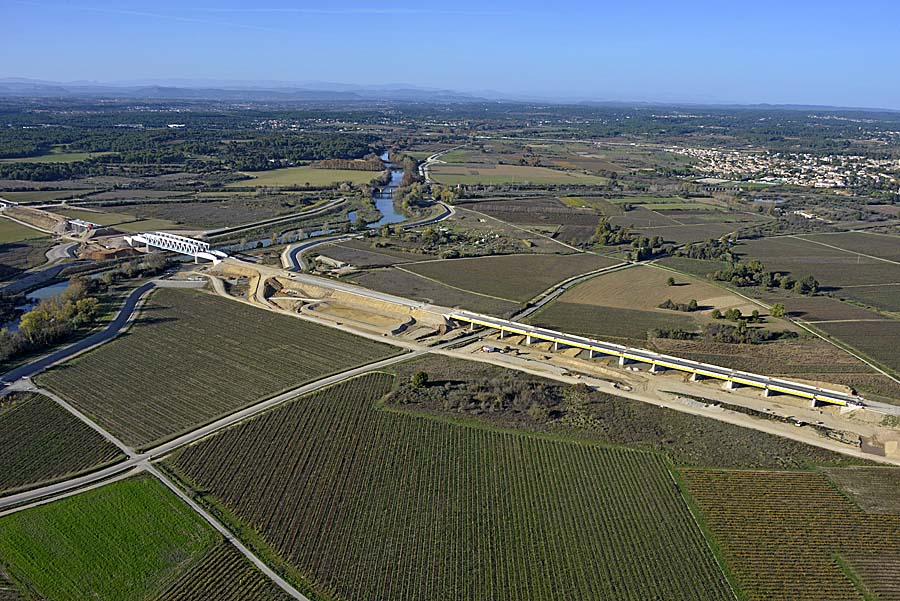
[
  {"left": 0, "top": 217, "right": 47, "bottom": 244},
  {"left": 155, "top": 541, "right": 291, "bottom": 601},
  {"left": 0, "top": 475, "right": 218, "bottom": 601},
  {"left": 402, "top": 253, "right": 621, "bottom": 302},
  {"left": 168, "top": 373, "right": 734, "bottom": 601},
  {"left": 684, "top": 469, "right": 900, "bottom": 601},
  {"left": 229, "top": 166, "right": 381, "bottom": 187},
  {"left": 37, "top": 288, "right": 399, "bottom": 448},
  {"left": 0, "top": 393, "right": 123, "bottom": 496},
  {"left": 0, "top": 151, "right": 114, "bottom": 164},
  {"left": 431, "top": 163, "right": 609, "bottom": 185}
]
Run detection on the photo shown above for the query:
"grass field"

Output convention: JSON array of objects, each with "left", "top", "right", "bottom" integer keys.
[
  {"left": 0, "top": 475, "right": 218, "bottom": 601},
  {"left": 823, "top": 467, "right": 900, "bottom": 514},
  {"left": 37, "top": 288, "right": 399, "bottom": 448},
  {"left": 402, "top": 253, "right": 621, "bottom": 302},
  {"left": 0, "top": 217, "right": 47, "bottom": 243},
  {"left": 168, "top": 373, "right": 734, "bottom": 601},
  {"left": 0, "top": 393, "right": 123, "bottom": 496},
  {"left": 229, "top": 166, "right": 381, "bottom": 187},
  {"left": 0, "top": 151, "right": 114, "bottom": 164},
  {"left": 684, "top": 469, "right": 900, "bottom": 601},
  {"left": 155, "top": 541, "right": 290, "bottom": 601},
  {"left": 559, "top": 196, "right": 625, "bottom": 215},
  {"left": 431, "top": 163, "right": 609, "bottom": 185}
]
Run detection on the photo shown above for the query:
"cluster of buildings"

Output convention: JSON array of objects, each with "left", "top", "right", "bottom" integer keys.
[{"left": 666, "top": 146, "right": 900, "bottom": 189}]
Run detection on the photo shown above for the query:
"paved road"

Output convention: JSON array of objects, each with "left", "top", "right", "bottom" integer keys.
[
  {"left": 282, "top": 202, "right": 454, "bottom": 272},
  {"left": 0, "top": 279, "right": 204, "bottom": 389},
  {"left": 449, "top": 310, "right": 875, "bottom": 409},
  {"left": 204, "top": 198, "right": 346, "bottom": 239},
  {"left": 45, "top": 241, "right": 78, "bottom": 263}
]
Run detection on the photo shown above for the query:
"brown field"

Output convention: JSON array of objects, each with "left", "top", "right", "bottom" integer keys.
[
  {"left": 431, "top": 163, "right": 608, "bottom": 185},
  {"left": 736, "top": 236, "right": 900, "bottom": 312},
  {"left": 823, "top": 467, "right": 900, "bottom": 514},
  {"left": 81, "top": 189, "right": 191, "bottom": 201},
  {"left": 785, "top": 296, "right": 894, "bottom": 322},
  {"left": 0, "top": 239, "right": 52, "bottom": 281},
  {"left": 458, "top": 197, "right": 599, "bottom": 226},
  {"left": 657, "top": 256, "right": 730, "bottom": 278},
  {"left": 116, "top": 197, "right": 326, "bottom": 230},
  {"left": 632, "top": 223, "right": 744, "bottom": 244},
  {"left": 348, "top": 269, "right": 521, "bottom": 316},
  {"left": 558, "top": 265, "right": 764, "bottom": 317},
  {"left": 802, "top": 232, "right": 900, "bottom": 261},
  {"left": 402, "top": 253, "right": 621, "bottom": 302},
  {"left": 0, "top": 189, "right": 86, "bottom": 202},
  {"left": 527, "top": 302, "right": 703, "bottom": 345},
  {"left": 814, "top": 320, "right": 900, "bottom": 375},
  {"left": 650, "top": 337, "right": 900, "bottom": 401},
  {"left": 317, "top": 241, "right": 423, "bottom": 268},
  {"left": 683, "top": 469, "right": 900, "bottom": 601}
]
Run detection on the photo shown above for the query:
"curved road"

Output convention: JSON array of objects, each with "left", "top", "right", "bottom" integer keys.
[
  {"left": 282, "top": 201, "right": 454, "bottom": 272},
  {"left": 0, "top": 280, "right": 203, "bottom": 389}
]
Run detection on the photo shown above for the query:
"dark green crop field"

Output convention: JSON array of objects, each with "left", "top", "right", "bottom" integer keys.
[
  {"left": 167, "top": 373, "right": 734, "bottom": 601},
  {"left": 37, "top": 288, "right": 399, "bottom": 448},
  {"left": 0, "top": 476, "right": 218, "bottom": 601},
  {"left": 0, "top": 393, "right": 123, "bottom": 496}
]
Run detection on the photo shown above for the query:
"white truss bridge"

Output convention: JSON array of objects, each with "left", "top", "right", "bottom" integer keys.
[{"left": 124, "top": 231, "right": 228, "bottom": 264}]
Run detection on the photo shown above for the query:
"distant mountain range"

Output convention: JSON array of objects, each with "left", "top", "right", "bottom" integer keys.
[
  {"left": 0, "top": 78, "right": 486, "bottom": 103},
  {"left": 0, "top": 78, "right": 896, "bottom": 112}
]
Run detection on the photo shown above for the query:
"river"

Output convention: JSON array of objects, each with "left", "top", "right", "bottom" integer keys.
[
  {"left": 2, "top": 280, "right": 71, "bottom": 332},
  {"left": 348, "top": 150, "right": 406, "bottom": 229}
]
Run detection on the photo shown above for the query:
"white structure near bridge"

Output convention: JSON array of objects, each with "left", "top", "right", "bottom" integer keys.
[{"left": 123, "top": 231, "right": 227, "bottom": 264}]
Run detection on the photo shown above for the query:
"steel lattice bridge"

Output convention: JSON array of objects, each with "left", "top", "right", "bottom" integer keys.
[
  {"left": 448, "top": 310, "right": 866, "bottom": 408},
  {"left": 124, "top": 231, "right": 228, "bottom": 264}
]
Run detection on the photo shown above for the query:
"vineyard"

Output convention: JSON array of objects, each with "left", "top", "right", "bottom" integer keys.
[
  {"left": 168, "top": 373, "right": 734, "bottom": 601},
  {"left": 683, "top": 469, "right": 900, "bottom": 601},
  {"left": 0, "top": 393, "right": 123, "bottom": 495},
  {"left": 0, "top": 475, "right": 218, "bottom": 601},
  {"left": 37, "top": 288, "right": 399, "bottom": 447},
  {"left": 155, "top": 541, "right": 290, "bottom": 601}
]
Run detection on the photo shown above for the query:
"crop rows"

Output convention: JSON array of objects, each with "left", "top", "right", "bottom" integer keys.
[
  {"left": 683, "top": 469, "right": 900, "bottom": 601},
  {"left": 37, "top": 288, "right": 398, "bottom": 447},
  {"left": 170, "top": 373, "right": 733, "bottom": 601},
  {"left": 0, "top": 393, "right": 122, "bottom": 495},
  {"left": 0, "top": 475, "right": 218, "bottom": 601},
  {"left": 155, "top": 541, "right": 290, "bottom": 601}
]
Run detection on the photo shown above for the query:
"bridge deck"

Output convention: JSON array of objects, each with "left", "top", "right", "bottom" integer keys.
[{"left": 448, "top": 310, "right": 862, "bottom": 407}]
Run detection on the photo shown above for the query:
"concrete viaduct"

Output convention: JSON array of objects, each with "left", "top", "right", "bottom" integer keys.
[{"left": 447, "top": 310, "right": 865, "bottom": 408}]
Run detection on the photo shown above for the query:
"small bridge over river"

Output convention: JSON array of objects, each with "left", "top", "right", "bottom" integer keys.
[{"left": 124, "top": 231, "right": 228, "bottom": 264}]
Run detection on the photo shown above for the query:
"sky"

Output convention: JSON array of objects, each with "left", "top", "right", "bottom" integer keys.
[{"left": 3, "top": 0, "right": 900, "bottom": 109}]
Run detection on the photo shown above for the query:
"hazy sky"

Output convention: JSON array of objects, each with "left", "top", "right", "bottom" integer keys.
[{"left": 4, "top": 0, "right": 900, "bottom": 108}]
